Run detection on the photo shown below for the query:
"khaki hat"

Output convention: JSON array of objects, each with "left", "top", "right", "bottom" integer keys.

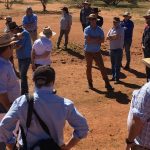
[
  {"left": 123, "top": 12, "right": 132, "bottom": 18},
  {"left": 0, "top": 33, "right": 16, "bottom": 48},
  {"left": 82, "top": 0, "right": 90, "bottom": 5},
  {"left": 142, "top": 58, "right": 150, "bottom": 68},
  {"left": 87, "top": 14, "right": 97, "bottom": 19},
  {"left": 143, "top": 9, "right": 150, "bottom": 19},
  {"left": 4, "top": 16, "right": 12, "bottom": 22},
  {"left": 39, "top": 26, "right": 56, "bottom": 38}
]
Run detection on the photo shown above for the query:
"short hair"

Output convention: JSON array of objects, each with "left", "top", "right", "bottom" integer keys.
[{"left": 33, "top": 65, "right": 55, "bottom": 88}]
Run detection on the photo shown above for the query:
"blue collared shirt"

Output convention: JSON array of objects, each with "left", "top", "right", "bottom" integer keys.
[
  {"left": 0, "top": 57, "right": 20, "bottom": 103},
  {"left": 22, "top": 14, "right": 37, "bottom": 31},
  {"left": 16, "top": 29, "right": 32, "bottom": 59},
  {"left": 0, "top": 87, "right": 89, "bottom": 148},
  {"left": 120, "top": 19, "right": 134, "bottom": 41},
  {"left": 84, "top": 25, "right": 104, "bottom": 52}
]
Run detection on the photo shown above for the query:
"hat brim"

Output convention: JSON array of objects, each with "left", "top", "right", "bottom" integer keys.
[
  {"left": 0, "top": 38, "right": 17, "bottom": 48},
  {"left": 39, "top": 31, "right": 56, "bottom": 38},
  {"left": 143, "top": 15, "right": 150, "bottom": 19},
  {"left": 123, "top": 15, "right": 132, "bottom": 18},
  {"left": 82, "top": 2, "right": 90, "bottom": 5}
]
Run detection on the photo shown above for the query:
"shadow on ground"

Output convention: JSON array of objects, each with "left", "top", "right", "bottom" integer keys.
[
  {"left": 64, "top": 48, "right": 85, "bottom": 60},
  {"left": 128, "top": 68, "right": 146, "bottom": 78},
  {"left": 91, "top": 88, "right": 130, "bottom": 104}
]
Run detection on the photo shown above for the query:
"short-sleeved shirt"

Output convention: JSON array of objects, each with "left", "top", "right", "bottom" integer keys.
[
  {"left": 16, "top": 29, "right": 32, "bottom": 59},
  {"left": 60, "top": 13, "right": 72, "bottom": 30},
  {"left": 127, "top": 82, "right": 150, "bottom": 149},
  {"left": 0, "top": 57, "right": 20, "bottom": 103},
  {"left": 32, "top": 36, "right": 52, "bottom": 65},
  {"left": 107, "top": 25, "right": 124, "bottom": 50},
  {"left": 22, "top": 14, "right": 37, "bottom": 31},
  {"left": 84, "top": 25, "right": 104, "bottom": 52}
]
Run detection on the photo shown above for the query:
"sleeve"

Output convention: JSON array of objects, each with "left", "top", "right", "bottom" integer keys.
[
  {"left": 132, "top": 88, "right": 150, "bottom": 122},
  {"left": 100, "top": 29, "right": 104, "bottom": 39},
  {"left": 17, "top": 31, "right": 27, "bottom": 46},
  {"left": 66, "top": 103, "right": 89, "bottom": 139},
  {"left": 22, "top": 16, "right": 27, "bottom": 25},
  {"left": 0, "top": 99, "right": 20, "bottom": 144},
  {"left": 0, "top": 67, "right": 8, "bottom": 94},
  {"left": 84, "top": 27, "right": 89, "bottom": 38}
]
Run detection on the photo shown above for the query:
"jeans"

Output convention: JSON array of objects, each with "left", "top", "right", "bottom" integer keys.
[
  {"left": 124, "top": 39, "right": 132, "bottom": 66},
  {"left": 110, "top": 49, "right": 123, "bottom": 81},
  {"left": 57, "top": 29, "right": 69, "bottom": 47},
  {"left": 18, "top": 58, "right": 31, "bottom": 95},
  {"left": 85, "top": 51, "right": 110, "bottom": 86}
]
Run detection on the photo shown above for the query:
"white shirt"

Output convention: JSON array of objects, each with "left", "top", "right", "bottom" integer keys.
[
  {"left": 32, "top": 36, "right": 52, "bottom": 65},
  {"left": 107, "top": 25, "right": 124, "bottom": 50}
]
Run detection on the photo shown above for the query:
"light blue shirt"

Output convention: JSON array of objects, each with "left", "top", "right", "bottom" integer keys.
[
  {"left": 22, "top": 14, "right": 37, "bottom": 31},
  {"left": 0, "top": 57, "right": 20, "bottom": 103},
  {"left": 16, "top": 29, "right": 32, "bottom": 59},
  {"left": 0, "top": 87, "right": 89, "bottom": 148},
  {"left": 84, "top": 25, "right": 104, "bottom": 52}
]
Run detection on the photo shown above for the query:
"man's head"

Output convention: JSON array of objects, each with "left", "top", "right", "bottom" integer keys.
[
  {"left": 88, "top": 14, "right": 97, "bottom": 27},
  {"left": 8, "top": 22, "right": 19, "bottom": 34},
  {"left": 33, "top": 65, "right": 55, "bottom": 88},
  {"left": 0, "top": 33, "right": 16, "bottom": 59},
  {"left": 39, "top": 26, "right": 56, "bottom": 39},
  {"left": 26, "top": 6, "right": 33, "bottom": 16},
  {"left": 5, "top": 16, "right": 12, "bottom": 24},
  {"left": 123, "top": 12, "right": 132, "bottom": 21},
  {"left": 61, "top": 7, "right": 69, "bottom": 14},
  {"left": 92, "top": 8, "right": 101, "bottom": 16},
  {"left": 82, "top": 0, "right": 90, "bottom": 9},
  {"left": 113, "top": 17, "right": 120, "bottom": 28},
  {"left": 143, "top": 10, "right": 150, "bottom": 26}
]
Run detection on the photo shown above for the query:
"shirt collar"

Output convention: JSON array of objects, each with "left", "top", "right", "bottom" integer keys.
[{"left": 34, "top": 86, "right": 54, "bottom": 93}]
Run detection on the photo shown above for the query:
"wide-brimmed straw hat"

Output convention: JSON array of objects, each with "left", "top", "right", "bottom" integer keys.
[
  {"left": 87, "top": 14, "right": 97, "bottom": 19},
  {"left": 123, "top": 12, "right": 132, "bottom": 18},
  {"left": 82, "top": 0, "right": 90, "bottom": 5},
  {"left": 39, "top": 26, "right": 56, "bottom": 38},
  {"left": 143, "top": 9, "right": 150, "bottom": 19},
  {"left": 0, "top": 33, "right": 16, "bottom": 48}
]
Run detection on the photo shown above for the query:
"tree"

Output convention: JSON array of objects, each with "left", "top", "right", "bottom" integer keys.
[
  {"left": 4, "top": 0, "right": 13, "bottom": 9},
  {"left": 40, "top": 0, "right": 48, "bottom": 11}
]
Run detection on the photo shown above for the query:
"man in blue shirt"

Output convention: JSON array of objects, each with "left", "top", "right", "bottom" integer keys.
[
  {"left": 121, "top": 12, "right": 134, "bottom": 70},
  {"left": 9, "top": 22, "right": 32, "bottom": 95},
  {"left": 84, "top": 14, "right": 113, "bottom": 91},
  {"left": 22, "top": 6, "right": 38, "bottom": 42},
  {"left": 0, "top": 65, "right": 89, "bottom": 150}
]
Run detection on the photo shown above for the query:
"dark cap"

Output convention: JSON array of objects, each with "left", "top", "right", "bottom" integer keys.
[
  {"left": 33, "top": 65, "right": 55, "bottom": 88},
  {"left": 113, "top": 17, "right": 120, "bottom": 22},
  {"left": 61, "top": 7, "right": 69, "bottom": 13},
  {"left": 92, "top": 8, "right": 101, "bottom": 13},
  {"left": 8, "top": 22, "right": 18, "bottom": 30}
]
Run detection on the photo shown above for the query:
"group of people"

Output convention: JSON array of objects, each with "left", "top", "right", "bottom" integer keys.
[{"left": 0, "top": 0, "right": 150, "bottom": 149}]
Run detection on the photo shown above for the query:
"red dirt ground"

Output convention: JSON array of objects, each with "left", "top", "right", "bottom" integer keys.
[{"left": 0, "top": 1, "right": 148, "bottom": 150}]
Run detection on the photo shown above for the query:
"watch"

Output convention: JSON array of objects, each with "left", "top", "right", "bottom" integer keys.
[{"left": 126, "top": 138, "right": 134, "bottom": 144}]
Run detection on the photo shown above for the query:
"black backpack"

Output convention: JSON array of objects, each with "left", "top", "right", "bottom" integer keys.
[{"left": 14, "top": 94, "right": 60, "bottom": 150}]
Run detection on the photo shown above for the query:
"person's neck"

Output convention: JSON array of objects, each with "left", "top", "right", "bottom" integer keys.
[{"left": 91, "top": 24, "right": 97, "bottom": 29}]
